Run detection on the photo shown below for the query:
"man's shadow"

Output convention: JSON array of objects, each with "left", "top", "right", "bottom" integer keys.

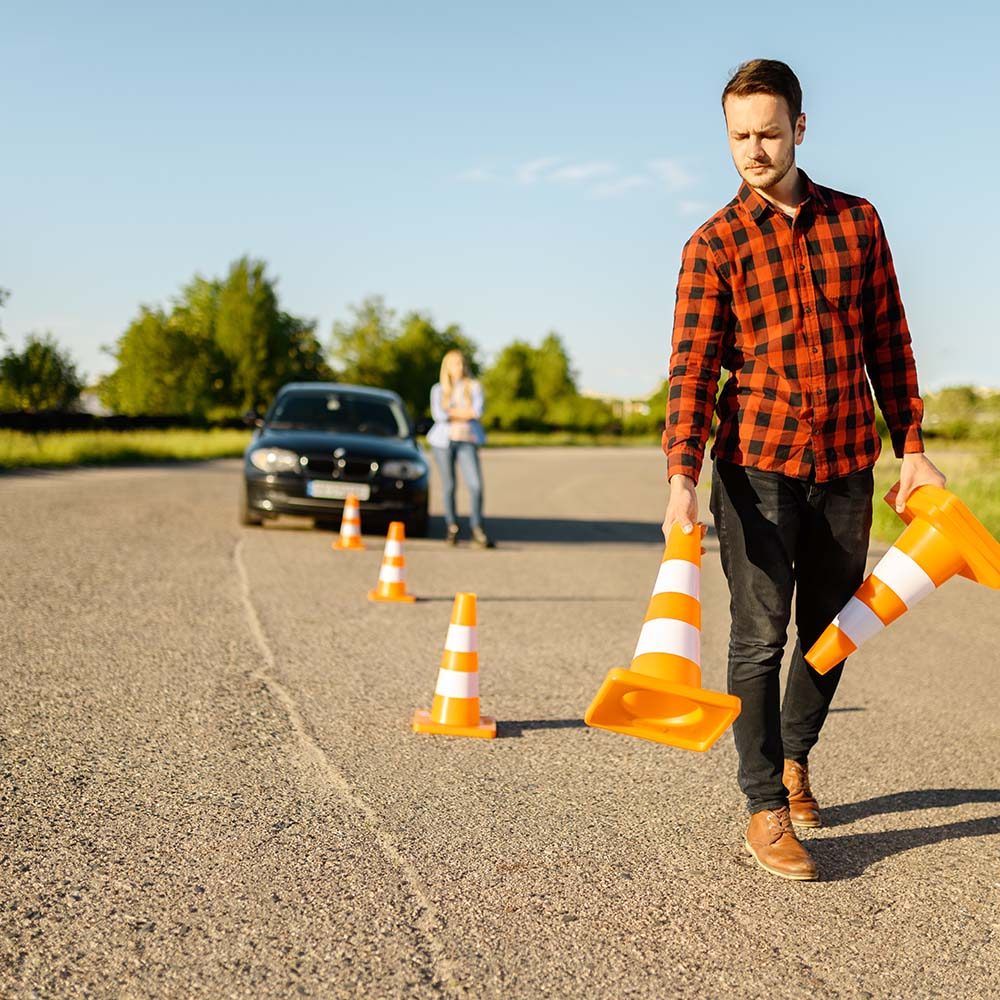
[{"left": 809, "top": 788, "right": 1000, "bottom": 881}]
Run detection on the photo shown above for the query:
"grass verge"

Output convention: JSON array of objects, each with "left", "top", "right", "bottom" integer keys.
[
  {"left": 871, "top": 442, "right": 1000, "bottom": 542},
  {"left": 0, "top": 429, "right": 252, "bottom": 470}
]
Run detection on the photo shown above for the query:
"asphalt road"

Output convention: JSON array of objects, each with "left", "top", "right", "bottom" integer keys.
[{"left": 2, "top": 449, "right": 998, "bottom": 999}]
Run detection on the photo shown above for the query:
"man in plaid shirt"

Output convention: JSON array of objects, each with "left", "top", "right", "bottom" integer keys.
[{"left": 662, "top": 59, "right": 945, "bottom": 880}]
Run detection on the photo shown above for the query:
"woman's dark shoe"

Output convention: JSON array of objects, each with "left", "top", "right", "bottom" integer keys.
[
  {"left": 445, "top": 523, "right": 460, "bottom": 546},
  {"left": 471, "top": 527, "right": 495, "bottom": 549}
]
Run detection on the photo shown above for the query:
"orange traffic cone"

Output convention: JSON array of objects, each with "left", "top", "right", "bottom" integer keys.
[
  {"left": 584, "top": 522, "right": 741, "bottom": 752},
  {"left": 332, "top": 494, "right": 365, "bottom": 551},
  {"left": 412, "top": 592, "right": 496, "bottom": 738},
  {"left": 806, "top": 484, "right": 1000, "bottom": 674},
  {"left": 367, "top": 521, "right": 416, "bottom": 603}
]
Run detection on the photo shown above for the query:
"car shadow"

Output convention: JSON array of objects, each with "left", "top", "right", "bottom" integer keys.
[
  {"left": 430, "top": 515, "right": 663, "bottom": 545},
  {"left": 497, "top": 718, "right": 590, "bottom": 738},
  {"left": 808, "top": 813, "right": 1000, "bottom": 881}
]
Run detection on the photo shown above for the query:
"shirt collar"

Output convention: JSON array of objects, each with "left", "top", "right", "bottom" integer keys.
[{"left": 737, "top": 169, "right": 828, "bottom": 222}]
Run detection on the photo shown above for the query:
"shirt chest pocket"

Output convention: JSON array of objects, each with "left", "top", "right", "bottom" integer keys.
[{"left": 817, "top": 241, "right": 867, "bottom": 312}]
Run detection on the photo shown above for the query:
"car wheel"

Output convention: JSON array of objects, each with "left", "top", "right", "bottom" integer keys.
[{"left": 240, "top": 488, "right": 264, "bottom": 526}]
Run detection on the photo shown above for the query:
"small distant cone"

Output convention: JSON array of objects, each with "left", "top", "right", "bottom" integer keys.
[
  {"left": 412, "top": 592, "right": 496, "bottom": 738},
  {"left": 806, "top": 484, "right": 1000, "bottom": 674},
  {"left": 332, "top": 494, "right": 366, "bottom": 551},
  {"left": 367, "top": 521, "right": 416, "bottom": 603},
  {"left": 584, "top": 522, "right": 741, "bottom": 752}
]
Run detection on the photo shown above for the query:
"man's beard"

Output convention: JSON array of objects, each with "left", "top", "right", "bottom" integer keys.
[{"left": 740, "top": 149, "right": 794, "bottom": 191}]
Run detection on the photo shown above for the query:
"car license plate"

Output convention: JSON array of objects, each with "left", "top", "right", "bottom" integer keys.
[{"left": 307, "top": 480, "right": 371, "bottom": 501}]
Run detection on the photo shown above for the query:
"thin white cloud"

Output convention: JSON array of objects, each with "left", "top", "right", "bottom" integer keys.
[
  {"left": 516, "top": 156, "right": 562, "bottom": 184},
  {"left": 649, "top": 158, "right": 696, "bottom": 192},
  {"left": 590, "top": 175, "right": 649, "bottom": 199},
  {"left": 678, "top": 199, "right": 711, "bottom": 217},
  {"left": 549, "top": 161, "right": 616, "bottom": 183},
  {"left": 455, "top": 166, "right": 496, "bottom": 182}
]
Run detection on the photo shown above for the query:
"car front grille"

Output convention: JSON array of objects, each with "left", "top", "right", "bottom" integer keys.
[{"left": 301, "top": 452, "right": 377, "bottom": 482}]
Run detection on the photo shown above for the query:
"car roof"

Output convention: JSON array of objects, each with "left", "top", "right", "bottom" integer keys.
[{"left": 274, "top": 382, "right": 403, "bottom": 403}]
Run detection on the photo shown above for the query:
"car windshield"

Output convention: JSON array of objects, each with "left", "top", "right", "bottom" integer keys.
[{"left": 267, "top": 392, "right": 409, "bottom": 437}]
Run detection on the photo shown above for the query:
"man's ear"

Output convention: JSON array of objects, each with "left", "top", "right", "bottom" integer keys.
[{"left": 795, "top": 113, "right": 807, "bottom": 146}]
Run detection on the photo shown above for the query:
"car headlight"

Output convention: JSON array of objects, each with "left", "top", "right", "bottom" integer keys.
[
  {"left": 249, "top": 447, "right": 301, "bottom": 474},
  {"left": 381, "top": 459, "right": 427, "bottom": 480}
]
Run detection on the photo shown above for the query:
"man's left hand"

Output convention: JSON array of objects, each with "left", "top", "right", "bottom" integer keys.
[{"left": 895, "top": 452, "right": 947, "bottom": 513}]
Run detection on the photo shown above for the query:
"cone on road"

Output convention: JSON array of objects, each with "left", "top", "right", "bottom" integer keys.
[
  {"left": 332, "top": 494, "right": 366, "bottom": 551},
  {"left": 584, "top": 522, "right": 741, "bottom": 752},
  {"left": 367, "top": 521, "right": 416, "bottom": 603},
  {"left": 412, "top": 592, "right": 496, "bottom": 738},
  {"left": 806, "top": 484, "right": 1000, "bottom": 674}
]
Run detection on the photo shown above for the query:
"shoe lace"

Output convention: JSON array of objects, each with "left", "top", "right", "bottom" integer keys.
[{"left": 786, "top": 760, "right": 812, "bottom": 798}]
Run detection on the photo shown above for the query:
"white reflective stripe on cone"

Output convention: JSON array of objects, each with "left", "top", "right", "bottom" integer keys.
[
  {"left": 434, "top": 668, "right": 479, "bottom": 698},
  {"left": 633, "top": 618, "right": 700, "bottom": 664},
  {"left": 384, "top": 540, "right": 403, "bottom": 557},
  {"left": 832, "top": 596, "right": 885, "bottom": 647},
  {"left": 379, "top": 565, "right": 406, "bottom": 583},
  {"left": 871, "top": 547, "right": 936, "bottom": 609},
  {"left": 651, "top": 559, "right": 700, "bottom": 599},
  {"left": 342, "top": 521, "right": 360, "bottom": 533},
  {"left": 445, "top": 623, "right": 478, "bottom": 652}
]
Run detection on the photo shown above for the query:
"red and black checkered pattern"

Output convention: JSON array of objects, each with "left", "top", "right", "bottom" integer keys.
[{"left": 664, "top": 171, "right": 924, "bottom": 484}]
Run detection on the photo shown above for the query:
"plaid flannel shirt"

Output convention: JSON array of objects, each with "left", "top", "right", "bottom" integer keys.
[{"left": 664, "top": 171, "right": 924, "bottom": 484}]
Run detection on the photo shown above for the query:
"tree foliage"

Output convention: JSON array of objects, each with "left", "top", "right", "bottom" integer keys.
[
  {"left": 0, "top": 332, "right": 83, "bottom": 411},
  {"left": 101, "top": 257, "right": 329, "bottom": 418},
  {"left": 330, "top": 296, "right": 480, "bottom": 420}
]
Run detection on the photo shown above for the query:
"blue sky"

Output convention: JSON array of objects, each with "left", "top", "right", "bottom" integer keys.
[{"left": 2, "top": 1, "right": 997, "bottom": 397}]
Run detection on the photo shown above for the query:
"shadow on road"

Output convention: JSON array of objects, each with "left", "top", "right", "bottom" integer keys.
[
  {"left": 823, "top": 787, "right": 1000, "bottom": 827},
  {"left": 437, "top": 516, "right": 665, "bottom": 545},
  {"left": 809, "top": 813, "right": 1000, "bottom": 881},
  {"left": 497, "top": 718, "right": 589, "bottom": 738}
]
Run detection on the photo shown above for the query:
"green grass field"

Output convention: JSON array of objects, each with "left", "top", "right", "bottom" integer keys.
[{"left": 0, "top": 428, "right": 252, "bottom": 470}]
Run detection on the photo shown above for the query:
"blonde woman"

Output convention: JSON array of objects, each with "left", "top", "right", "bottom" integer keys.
[{"left": 428, "top": 350, "right": 493, "bottom": 547}]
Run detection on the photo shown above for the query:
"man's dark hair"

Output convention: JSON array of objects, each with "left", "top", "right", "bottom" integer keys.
[{"left": 722, "top": 59, "right": 802, "bottom": 122}]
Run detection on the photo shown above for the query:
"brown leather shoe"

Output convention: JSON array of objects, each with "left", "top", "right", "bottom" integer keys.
[
  {"left": 744, "top": 807, "right": 819, "bottom": 881},
  {"left": 783, "top": 759, "right": 821, "bottom": 828}
]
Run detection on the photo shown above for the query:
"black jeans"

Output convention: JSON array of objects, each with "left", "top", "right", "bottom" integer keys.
[{"left": 709, "top": 459, "right": 873, "bottom": 814}]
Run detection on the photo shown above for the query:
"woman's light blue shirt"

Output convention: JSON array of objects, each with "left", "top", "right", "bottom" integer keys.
[{"left": 427, "top": 380, "right": 486, "bottom": 448}]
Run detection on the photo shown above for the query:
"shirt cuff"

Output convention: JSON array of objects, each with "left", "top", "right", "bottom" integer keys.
[
  {"left": 664, "top": 442, "right": 704, "bottom": 485},
  {"left": 890, "top": 422, "right": 925, "bottom": 459}
]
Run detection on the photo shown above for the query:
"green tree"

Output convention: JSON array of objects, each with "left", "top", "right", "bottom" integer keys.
[
  {"left": 101, "top": 258, "right": 328, "bottom": 417},
  {"left": 215, "top": 257, "right": 327, "bottom": 411},
  {"left": 0, "top": 333, "right": 83, "bottom": 411},
  {"left": 330, "top": 298, "right": 479, "bottom": 419},
  {"left": 98, "top": 308, "right": 223, "bottom": 418},
  {"left": 481, "top": 341, "right": 543, "bottom": 430}
]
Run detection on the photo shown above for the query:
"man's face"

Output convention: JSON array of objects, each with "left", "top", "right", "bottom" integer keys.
[{"left": 723, "top": 92, "right": 805, "bottom": 191}]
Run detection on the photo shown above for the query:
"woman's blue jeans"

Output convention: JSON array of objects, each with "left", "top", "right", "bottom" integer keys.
[{"left": 431, "top": 442, "right": 484, "bottom": 530}]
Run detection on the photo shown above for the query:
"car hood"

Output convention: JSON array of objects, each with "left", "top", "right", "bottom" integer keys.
[{"left": 247, "top": 429, "right": 422, "bottom": 460}]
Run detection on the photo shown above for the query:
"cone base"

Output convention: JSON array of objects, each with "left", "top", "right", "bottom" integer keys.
[
  {"left": 368, "top": 589, "right": 416, "bottom": 603},
  {"left": 584, "top": 667, "right": 740, "bottom": 752},
  {"left": 333, "top": 539, "right": 366, "bottom": 551},
  {"left": 411, "top": 709, "right": 496, "bottom": 739},
  {"left": 892, "top": 485, "right": 1000, "bottom": 588}
]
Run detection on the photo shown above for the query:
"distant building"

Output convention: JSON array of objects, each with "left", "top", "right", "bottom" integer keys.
[{"left": 580, "top": 389, "right": 653, "bottom": 421}]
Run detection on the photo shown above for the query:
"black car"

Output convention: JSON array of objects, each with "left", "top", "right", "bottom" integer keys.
[{"left": 241, "top": 383, "right": 430, "bottom": 536}]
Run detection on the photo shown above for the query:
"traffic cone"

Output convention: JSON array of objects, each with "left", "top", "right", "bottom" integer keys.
[
  {"left": 806, "top": 484, "right": 1000, "bottom": 674},
  {"left": 367, "top": 521, "right": 416, "bottom": 603},
  {"left": 412, "top": 592, "right": 496, "bottom": 738},
  {"left": 584, "top": 522, "right": 741, "bottom": 752},
  {"left": 332, "top": 494, "right": 365, "bottom": 551}
]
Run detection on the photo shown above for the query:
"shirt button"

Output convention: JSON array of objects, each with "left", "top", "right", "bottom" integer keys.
[
  {"left": 804, "top": 306, "right": 812, "bottom": 314},
  {"left": 812, "top": 347, "right": 819, "bottom": 354},
  {"left": 799, "top": 263, "right": 806, "bottom": 271}
]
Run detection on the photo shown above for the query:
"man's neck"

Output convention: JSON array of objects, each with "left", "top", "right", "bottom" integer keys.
[{"left": 756, "top": 166, "right": 806, "bottom": 218}]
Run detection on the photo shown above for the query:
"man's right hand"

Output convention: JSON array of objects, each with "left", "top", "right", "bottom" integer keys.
[{"left": 662, "top": 473, "right": 698, "bottom": 539}]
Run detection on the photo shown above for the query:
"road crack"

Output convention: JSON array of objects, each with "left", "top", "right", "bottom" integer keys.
[{"left": 233, "top": 538, "right": 467, "bottom": 998}]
